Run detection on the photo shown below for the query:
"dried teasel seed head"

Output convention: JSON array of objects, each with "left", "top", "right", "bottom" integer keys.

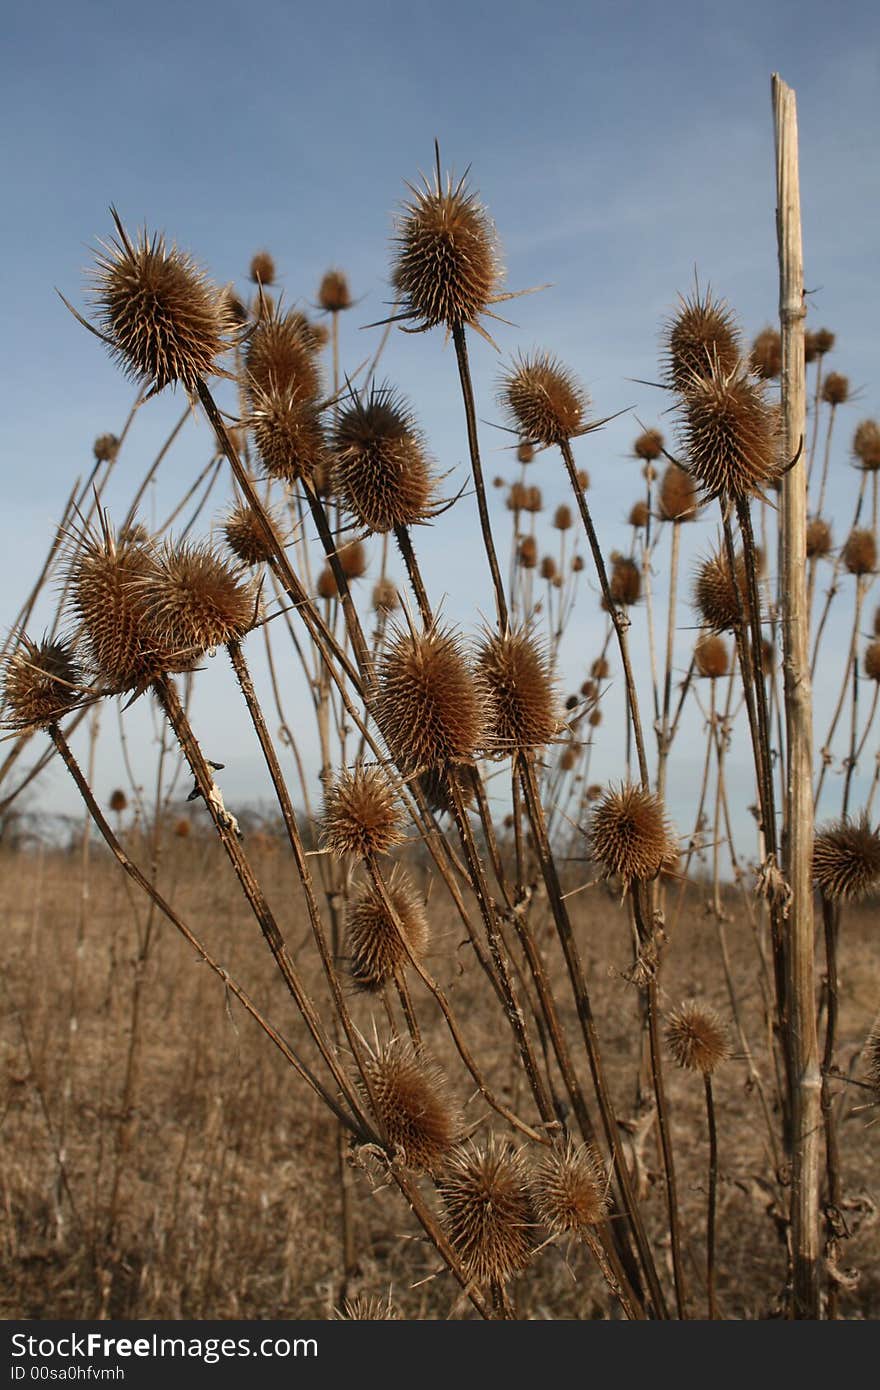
[
  {"left": 665, "top": 1000, "right": 729, "bottom": 1075},
  {"left": 842, "top": 528, "right": 877, "bottom": 576},
  {"left": 337, "top": 537, "right": 368, "bottom": 580},
  {"left": 391, "top": 158, "right": 502, "bottom": 332},
  {"left": 3, "top": 637, "right": 82, "bottom": 731},
  {"left": 553, "top": 503, "right": 573, "bottom": 531},
  {"left": 336, "top": 1295, "right": 399, "bottom": 1321},
  {"left": 222, "top": 287, "right": 248, "bottom": 326},
  {"left": 591, "top": 657, "right": 610, "bottom": 680},
  {"left": 586, "top": 782, "right": 603, "bottom": 801},
  {"left": 318, "top": 268, "right": 352, "bottom": 313},
  {"left": 576, "top": 468, "right": 590, "bottom": 491},
  {"left": 108, "top": 788, "right": 128, "bottom": 813},
  {"left": 581, "top": 679, "right": 597, "bottom": 699},
  {"left": 662, "top": 287, "right": 741, "bottom": 392},
  {"left": 245, "top": 306, "right": 323, "bottom": 402},
  {"left": 249, "top": 250, "right": 276, "bottom": 286},
  {"left": 813, "top": 814, "right": 880, "bottom": 901},
  {"left": 375, "top": 623, "right": 485, "bottom": 774},
  {"left": 221, "top": 502, "right": 282, "bottom": 567},
  {"left": 628, "top": 499, "right": 649, "bottom": 529},
  {"left": 517, "top": 440, "right": 534, "bottom": 464},
  {"left": 347, "top": 864, "right": 429, "bottom": 990},
  {"left": 68, "top": 526, "right": 167, "bottom": 691},
  {"left": 821, "top": 371, "right": 849, "bottom": 407},
  {"left": 678, "top": 360, "right": 781, "bottom": 500},
  {"left": 760, "top": 638, "right": 776, "bottom": 675},
  {"left": 507, "top": 481, "right": 528, "bottom": 511},
  {"left": 814, "top": 328, "right": 835, "bottom": 356},
  {"left": 572, "top": 553, "right": 585, "bottom": 573},
  {"left": 316, "top": 565, "right": 338, "bottom": 600},
  {"left": 518, "top": 535, "right": 537, "bottom": 569},
  {"left": 89, "top": 213, "right": 234, "bottom": 393},
  {"left": 321, "top": 764, "right": 405, "bottom": 858},
  {"left": 531, "top": 1140, "right": 608, "bottom": 1237},
  {"left": 439, "top": 1138, "right": 535, "bottom": 1285},
  {"left": 248, "top": 382, "right": 327, "bottom": 485},
  {"left": 590, "top": 782, "right": 672, "bottom": 887},
  {"left": 477, "top": 628, "right": 559, "bottom": 754},
  {"left": 658, "top": 463, "right": 699, "bottom": 522},
  {"left": 132, "top": 540, "right": 257, "bottom": 664},
  {"left": 604, "top": 555, "right": 641, "bottom": 608},
  {"left": 694, "top": 634, "right": 729, "bottom": 679},
  {"left": 500, "top": 352, "right": 589, "bottom": 446},
  {"left": 853, "top": 420, "right": 880, "bottom": 472},
  {"left": 634, "top": 428, "right": 664, "bottom": 461},
  {"left": 864, "top": 642, "right": 880, "bottom": 683},
  {"left": 524, "top": 485, "right": 543, "bottom": 513},
  {"left": 749, "top": 327, "right": 782, "bottom": 380},
  {"left": 693, "top": 547, "right": 750, "bottom": 633},
  {"left": 364, "top": 1038, "right": 459, "bottom": 1172},
  {"left": 559, "top": 746, "right": 577, "bottom": 772},
  {"left": 332, "top": 386, "right": 435, "bottom": 533},
  {"left": 372, "top": 578, "right": 399, "bottom": 614},
  {"left": 93, "top": 433, "right": 120, "bottom": 463},
  {"left": 540, "top": 555, "right": 557, "bottom": 581},
  {"left": 806, "top": 517, "right": 833, "bottom": 559},
  {"left": 865, "top": 1019, "right": 880, "bottom": 1097}
]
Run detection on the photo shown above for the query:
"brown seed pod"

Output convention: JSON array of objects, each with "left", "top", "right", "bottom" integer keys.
[
  {"left": 318, "top": 268, "right": 352, "bottom": 313},
  {"left": 524, "top": 485, "right": 543, "bottom": 513},
  {"left": 581, "top": 679, "right": 597, "bottom": 699},
  {"left": 804, "top": 331, "right": 819, "bottom": 365},
  {"left": 665, "top": 1000, "right": 729, "bottom": 1074},
  {"left": 518, "top": 535, "right": 538, "bottom": 569},
  {"left": 806, "top": 517, "right": 833, "bottom": 559},
  {"left": 133, "top": 540, "right": 257, "bottom": 664},
  {"left": 586, "top": 783, "right": 603, "bottom": 801},
  {"left": 332, "top": 386, "right": 435, "bottom": 533},
  {"left": 634, "top": 428, "right": 664, "bottom": 461},
  {"left": 694, "top": 634, "right": 729, "bottom": 679},
  {"left": 749, "top": 327, "right": 782, "bottom": 380},
  {"left": 821, "top": 371, "right": 849, "bottom": 407},
  {"left": 591, "top": 657, "right": 610, "bottom": 680},
  {"left": 372, "top": 578, "right": 399, "bottom": 614},
  {"left": 658, "top": 464, "right": 699, "bottom": 522},
  {"left": 89, "top": 213, "right": 233, "bottom": 393},
  {"left": 853, "top": 420, "right": 880, "bottom": 472},
  {"left": 374, "top": 623, "right": 485, "bottom": 774},
  {"left": 813, "top": 814, "right": 880, "bottom": 901},
  {"left": 540, "top": 555, "right": 557, "bottom": 581},
  {"left": 590, "top": 782, "right": 672, "bottom": 887},
  {"left": 316, "top": 566, "right": 338, "bottom": 600},
  {"left": 553, "top": 503, "right": 573, "bottom": 531},
  {"left": 3, "top": 637, "right": 81, "bottom": 731},
  {"left": 477, "top": 628, "right": 558, "bottom": 754},
  {"left": 693, "top": 547, "right": 750, "bottom": 633},
  {"left": 628, "top": 499, "right": 649, "bottom": 529},
  {"left": 864, "top": 642, "right": 880, "bottom": 682},
  {"left": 588, "top": 713, "right": 600, "bottom": 734},
  {"left": 249, "top": 250, "right": 276, "bottom": 286},
  {"left": 347, "top": 864, "right": 429, "bottom": 989},
  {"left": 814, "top": 328, "right": 835, "bottom": 356},
  {"left": 68, "top": 527, "right": 167, "bottom": 691},
  {"left": 842, "top": 528, "right": 877, "bottom": 576},
  {"left": 108, "top": 788, "right": 128, "bottom": 813},
  {"left": 559, "top": 746, "right": 577, "bottom": 772},
  {"left": 338, "top": 537, "right": 368, "bottom": 580},
  {"left": 248, "top": 381, "right": 328, "bottom": 485},
  {"left": 605, "top": 555, "right": 641, "bottom": 607},
  {"left": 679, "top": 360, "right": 781, "bottom": 500},
  {"left": 500, "top": 352, "right": 589, "bottom": 446},
  {"left": 222, "top": 502, "right": 282, "bottom": 567},
  {"left": 93, "top": 433, "right": 120, "bottom": 463},
  {"left": 321, "top": 765, "right": 405, "bottom": 858},
  {"left": 662, "top": 287, "right": 741, "bottom": 392},
  {"left": 440, "top": 1138, "right": 535, "bottom": 1285},
  {"left": 245, "top": 306, "right": 323, "bottom": 401},
  {"left": 576, "top": 468, "right": 590, "bottom": 491},
  {"left": 364, "top": 1038, "right": 459, "bottom": 1172},
  {"left": 517, "top": 440, "right": 534, "bottom": 464},
  {"left": 507, "top": 481, "right": 528, "bottom": 512},
  {"left": 531, "top": 1140, "right": 607, "bottom": 1237},
  {"left": 572, "top": 553, "right": 585, "bottom": 572}
]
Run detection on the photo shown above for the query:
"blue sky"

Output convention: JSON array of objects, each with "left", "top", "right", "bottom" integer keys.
[{"left": 2, "top": 0, "right": 879, "bottom": 845}]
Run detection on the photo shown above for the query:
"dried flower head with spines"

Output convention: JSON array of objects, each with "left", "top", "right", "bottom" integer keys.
[
  {"left": 132, "top": 540, "right": 257, "bottom": 665},
  {"left": 332, "top": 386, "right": 436, "bottom": 534},
  {"left": 693, "top": 547, "right": 751, "bottom": 633},
  {"left": 518, "top": 535, "right": 537, "bottom": 569},
  {"left": 476, "top": 627, "right": 558, "bottom": 754},
  {"left": 553, "top": 503, "right": 573, "bottom": 531},
  {"left": 500, "top": 351, "right": 589, "bottom": 446},
  {"left": 694, "top": 634, "right": 729, "bottom": 679},
  {"left": 68, "top": 523, "right": 167, "bottom": 691},
  {"left": 338, "top": 538, "right": 368, "bottom": 580},
  {"left": 531, "top": 1140, "right": 608, "bottom": 1237},
  {"left": 806, "top": 517, "right": 833, "bottom": 559},
  {"left": 842, "top": 528, "right": 877, "bottom": 576},
  {"left": 605, "top": 555, "right": 641, "bottom": 607},
  {"left": 822, "top": 372, "right": 849, "bottom": 407},
  {"left": 813, "top": 814, "right": 880, "bottom": 901},
  {"left": 666, "top": 1000, "right": 730, "bottom": 1074},
  {"left": 375, "top": 623, "right": 485, "bottom": 774},
  {"left": 249, "top": 251, "right": 276, "bottom": 286},
  {"left": 336, "top": 1295, "right": 399, "bottom": 1321},
  {"left": 93, "top": 433, "right": 120, "bottom": 463},
  {"left": 749, "top": 327, "right": 782, "bottom": 380},
  {"left": 663, "top": 287, "right": 741, "bottom": 392},
  {"left": 634, "top": 428, "right": 664, "bottom": 461},
  {"left": 678, "top": 359, "right": 781, "bottom": 500},
  {"left": 245, "top": 305, "right": 323, "bottom": 402},
  {"left": 814, "top": 328, "right": 835, "bottom": 356},
  {"left": 629, "top": 499, "right": 649, "bottom": 529},
  {"left": 372, "top": 578, "right": 399, "bottom": 614},
  {"left": 321, "top": 765, "right": 405, "bottom": 859},
  {"left": 590, "top": 782, "right": 673, "bottom": 887},
  {"left": 853, "top": 420, "right": 880, "bottom": 472},
  {"left": 440, "top": 1138, "right": 535, "bottom": 1285},
  {"left": 364, "top": 1038, "right": 459, "bottom": 1172},
  {"left": 864, "top": 642, "right": 880, "bottom": 683},
  {"left": 3, "top": 637, "right": 82, "bottom": 731},
  {"left": 222, "top": 502, "right": 282, "bottom": 567},
  {"left": 658, "top": 464, "right": 699, "bottom": 522},
  {"left": 248, "top": 381, "right": 327, "bottom": 485},
  {"left": 318, "top": 268, "right": 352, "bottom": 313},
  {"left": 347, "top": 864, "right": 429, "bottom": 990}
]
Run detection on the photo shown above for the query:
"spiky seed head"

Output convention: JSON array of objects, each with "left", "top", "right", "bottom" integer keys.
[
  {"left": 665, "top": 1000, "right": 730, "bottom": 1075},
  {"left": 90, "top": 215, "right": 233, "bottom": 393},
  {"left": 749, "top": 327, "right": 782, "bottom": 380},
  {"left": 391, "top": 162, "right": 502, "bottom": 331},
  {"left": 865, "top": 1020, "right": 880, "bottom": 1096},
  {"left": 813, "top": 814, "right": 880, "bottom": 901},
  {"left": 658, "top": 464, "right": 699, "bottom": 522},
  {"left": 678, "top": 360, "right": 781, "bottom": 500},
  {"left": 222, "top": 287, "right": 248, "bottom": 326},
  {"left": 842, "top": 528, "right": 877, "bottom": 576},
  {"left": 249, "top": 250, "right": 276, "bottom": 286},
  {"left": 591, "top": 656, "right": 610, "bottom": 680},
  {"left": 507, "top": 481, "right": 528, "bottom": 512},
  {"left": 108, "top": 788, "right": 128, "bottom": 813},
  {"left": 853, "top": 420, "right": 880, "bottom": 472},
  {"left": 581, "top": 678, "right": 597, "bottom": 699},
  {"left": 559, "top": 746, "right": 577, "bottom": 772},
  {"left": 222, "top": 502, "right": 282, "bottom": 567},
  {"left": 864, "top": 642, "right": 880, "bottom": 683},
  {"left": 69, "top": 528, "right": 169, "bottom": 691},
  {"left": 553, "top": 503, "right": 573, "bottom": 531},
  {"left": 517, "top": 440, "right": 534, "bottom": 464},
  {"left": 416, "top": 765, "right": 474, "bottom": 818},
  {"left": 338, "top": 538, "right": 368, "bottom": 580},
  {"left": 336, "top": 1295, "right": 399, "bottom": 1321},
  {"left": 760, "top": 638, "right": 776, "bottom": 675},
  {"left": 605, "top": 555, "right": 641, "bottom": 607},
  {"left": 693, "top": 634, "right": 729, "bottom": 680},
  {"left": 822, "top": 371, "right": 849, "bottom": 406},
  {"left": 316, "top": 566, "right": 337, "bottom": 600},
  {"left": 576, "top": 468, "right": 590, "bottom": 491},
  {"left": 572, "top": 553, "right": 584, "bottom": 573},
  {"left": 634, "top": 428, "right": 664, "bottom": 461},
  {"left": 364, "top": 1038, "right": 459, "bottom": 1172},
  {"left": 3, "top": 637, "right": 81, "bottom": 731},
  {"left": 531, "top": 1140, "right": 608, "bottom": 1237},
  {"left": 321, "top": 765, "right": 405, "bottom": 858},
  {"left": 629, "top": 499, "right": 649, "bottom": 529},
  {"left": 586, "top": 782, "right": 603, "bottom": 801},
  {"left": 318, "top": 268, "right": 352, "bottom": 312},
  {"left": 524, "top": 485, "right": 543, "bottom": 513},
  {"left": 440, "top": 1138, "right": 535, "bottom": 1285},
  {"left": 477, "top": 628, "right": 558, "bottom": 754},
  {"left": 590, "top": 782, "right": 672, "bottom": 887},
  {"left": 518, "top": 535, "right": 537, "bottom": 569},
  {"left": 133, "top": 540, "right": 256, "bottom": 664},
  {"left": 539, "top": 555, "right": 557, "bottom": 582},
  {"left": 814, "top": 328, "right": 835, "bottom": 356},
  {"left": 248, "top": 382, "right": 327, "bottom": 485},
  {"left": 332, "top": 387, "right": 435, "bottom": 534},
  {"left": 662, "top": 288, "right": 741, "bottom": 392},
  {"left": 806, "top": 517, "right": 833, "bottom": 559},
  {"left": 500, "top": 352, "right": 589, "bottom": 446},
  {"left": 93, "top": 433, "right": 120, "bottom": 462},
  {"left": 347, "top": 864, "right": 429, "bottom": 989},
  {"left": 375, "top": 624, "right": 485, "bottom": 774},
  {"left": 372, "top": 578, "right": 399, "bottom": 614},
  {"left": 693, "top": 547, "right": 750, "bottom": 633},
  {"left": 245, "top": 307, "right": 323, "bottom": 401}
]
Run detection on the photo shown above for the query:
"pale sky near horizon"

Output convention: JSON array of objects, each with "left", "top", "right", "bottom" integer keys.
[{"left": 2, "top": 0, "right": 879, "bottom": 850}]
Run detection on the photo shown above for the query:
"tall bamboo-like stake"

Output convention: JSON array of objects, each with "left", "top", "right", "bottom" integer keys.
[{"left": 772, "top": 72, "right": 821, "bottom": 1319}]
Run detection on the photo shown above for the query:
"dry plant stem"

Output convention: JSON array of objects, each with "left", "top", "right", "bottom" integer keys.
[
  {"left": 815, "top": 577, "right": 864, "bottom": 811},
  {"left": 657, "top": 521, "right": 682, "bottom": 801},
  {"left": 394, "top": 524, "right": 433, "bottom": 629},
  {"left": 451, "top": 324, "right": 509, "bottom": 630},
  {"left": 642, "top": 524, "right": 661, "bottom": 726},
  {"left": 704, "top": 1074, "right": 719, "bottom": 1319},
  {"left": 517, "top": 754, "right": 668, "bottom": 1318},
  {"left": 820, "top": 895, "right": 842, "bottom": 1320},
  {"left": 385, "top": 1164, "right": 494, "bottom": 1320},
  {"left": 47, "top": 726, "right": 359, "bottom": 1133},
  {"left": 559, "top": 438, "right": 649, "bottom": 787},
  {"left": 811, "top": 473, "right": 867, "bottom": 678},
  {"left": 305, "top": 488, "right": 375, "bottom": 684},
  {"left": 815, "top": 403, "right": 838, "bottom": 520},
  {"left": 735, "top": 496, "right": 780, "bottom": 870},
  {"left": 841, "top": 654, "right": 862, "bottom": 818},
  {"left": 774, "top": 71, "right": 822, "bottom": 1320},
  {"left": 120, "top": 406, "right": 189, "bottom": 533}
]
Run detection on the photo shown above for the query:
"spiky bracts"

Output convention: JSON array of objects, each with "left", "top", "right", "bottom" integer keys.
[
  {"left": 222, "top": 502, "right": 283, "bottom": 567},
  {"left": 813, "top": 814, "right": 880, "bottom": 902},
  {"left": 347, "top": 865, "right": 429, "bottom": 990},
  {"left": 530, "top": 1140, "right": 607, "bottom": 1238},
  {"left": 249, "top": 251, "right": 276, "bottom": 286},
  {"left": 806, "top": 518, "right": 833, "bottom": 559},
  {"left": 318, "top": 269, "right": 352, "bottom": 313},
  {"left": 321, "top": 765, "right": 405, "bottom": 858},
  {"left": 68, "top": 527, "right": 165, "bottom": 691},
  {"left": 336, "top": 1295, "right": 398, "bottom": 1320},
  {"left": 364, "top": 1038, "right": 459, "bottom": 1172},
  {"left": 332, "top": 387, "right": 435, "bottom": 533},
  {"left": 3, "top": 637, "right": 81, "bottom": 731},
  {"left": 374, "top": 623, "right": 485, "bottom": 774},
  {"left": 853, "top": 420, "right": 880, "bottom": 472},
  {"left": 694, "top": 634, "right": 729, "bottom": 679},
  {"left": 693, "top": 547, "right": 751, "bottom": 633},
  {"left": 89, "top": 212, "right": 233, "bottom": 393},
  {"left": 677, "top": 360, "right": 781, "bottom": 501},
  {"left": 589, "top": 782, "right": 673, "bottom": 888},
  {"left": 665, "top": 1000, "right": 730, "bottom": 1075},
  {"left": 749, "top": 327, "right": 782, "bottom": 380},
  {"left": 247, "top": 381, "right": 327, "bottom": 485},
  {"left": 476, "top": 628, "right": 558, "bottom": 755},
  {"left": 663, "top": 287, "right": 741, "bottom": 393},
  {"left": 439, "top": 1138, "right": 535, "bottom": 1286},
  {"left": 245, "top": 306, "right": 323, "bottom": 401},
  {"left": 499, "top": 352, "right": 589, "bottom": 446},
  {"left": 634, "top": 428, "right": 664, "bottom": 461},
  {"left": 842, "top": 528, "right": 876, "bottom": 576},
  {"left": 658, "top": 464, "right": 699, "bottom": 522},
  {"left": 131, "top": 541, "right": 256, "bottom": 663}
]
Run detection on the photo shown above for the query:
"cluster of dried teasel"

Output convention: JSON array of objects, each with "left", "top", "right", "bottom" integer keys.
[{"left": 3, "top": 141, "right": 880, "bottom": 1321}]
